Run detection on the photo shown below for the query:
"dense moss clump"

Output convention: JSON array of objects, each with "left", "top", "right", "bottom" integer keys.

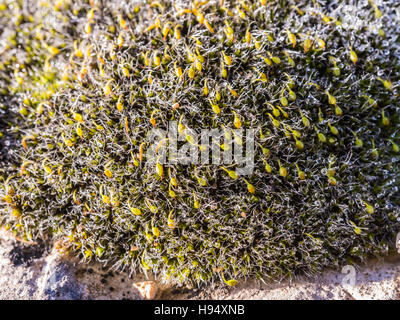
[{"left": 0, "top": 0, "right": 399, "bottom": 285}]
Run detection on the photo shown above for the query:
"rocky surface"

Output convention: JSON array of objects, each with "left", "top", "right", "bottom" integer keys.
[
  {"left": 0, "top": 229, "right": 399, "bottom": 300},
  {"left": 0, "top": 230, "right": 143, "bottom": 299}
]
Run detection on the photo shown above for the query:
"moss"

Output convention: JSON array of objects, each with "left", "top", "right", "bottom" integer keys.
[{"left": 0, "top": 0, "right": 399, "bottom": 285}]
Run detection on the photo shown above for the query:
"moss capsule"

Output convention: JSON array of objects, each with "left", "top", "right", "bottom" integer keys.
[
  {"left": 278, "top": 160, "right": 287, "bottom": 178},
  {"left": 349, "top": 48, "right": 358, "bottom": 64}
]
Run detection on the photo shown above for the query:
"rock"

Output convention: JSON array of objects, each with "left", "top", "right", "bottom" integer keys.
[
  {"left": 35, "top": 251, "right": 82, "bottom": 300},
  {"left": 0, "top": 230, "right": 141, "bottom": 300},
  {"left": 133, "top": 281, "right": 158, "bottom": 300}
]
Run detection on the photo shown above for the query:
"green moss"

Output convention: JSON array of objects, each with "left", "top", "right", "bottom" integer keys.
[{"left": 0, "top": 0, "right": 399, "bottom": 285}]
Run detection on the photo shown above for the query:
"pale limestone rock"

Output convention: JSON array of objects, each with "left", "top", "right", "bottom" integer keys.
[{"left": 133, "top": 281, "right": 158, "bottom": 300}]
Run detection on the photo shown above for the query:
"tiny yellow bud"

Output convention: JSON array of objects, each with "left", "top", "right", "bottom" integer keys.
[
  {"left": 85, "top": 23, "right": 92, "bottom": 34},
  {"left": 222, "top": 52, "right": 232, "bottom": 66},
  {"left": 76, "top": 125, "right": 83, "bottom": 138},
  {"left": 156, "top": 162, "right": 163, "bottom": 178},
  {"left": 122, "top": 67, "right": 130, "bottom": 77},
  {"left": 104, "top": 169, "right": 112, "bottom": 178},
  {"left": 188, "top": 67, "right": 195, "bottom": 79},
  {"left": 350, "top": 49, "right": 358, "bottom": 64},
  {"left": 73, "top": 112, "right": 83, "bottom": 122}
]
